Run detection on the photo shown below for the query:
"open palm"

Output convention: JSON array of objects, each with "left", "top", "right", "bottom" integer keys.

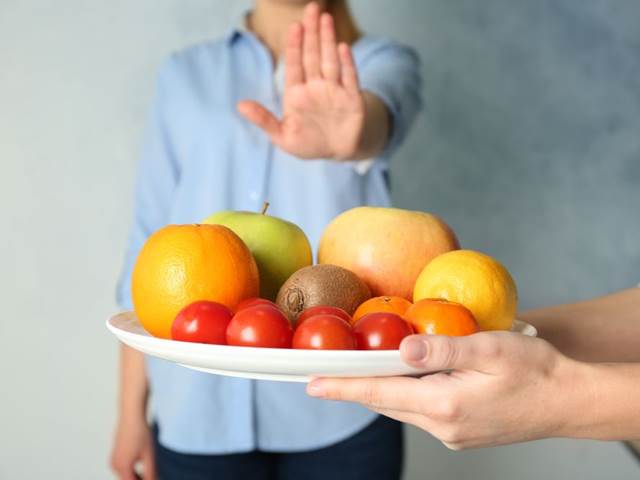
[{"left": 238, "top": 3, "right": 365, "bottom": 160}]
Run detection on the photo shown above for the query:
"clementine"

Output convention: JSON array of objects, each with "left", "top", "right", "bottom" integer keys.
[
  {"left": 405, "top": 299, "right": 479, "bottom": 336},
  {"left": 352, "top": 296, "right": 412, "bottom": 326},
  {"left": 131, "top": 224, "right": 259, "bottom": 339}
]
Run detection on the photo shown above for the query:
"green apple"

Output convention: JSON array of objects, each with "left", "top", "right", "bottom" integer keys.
[{"left": 202, "top": 204, "right": 312, "bottom": 301}]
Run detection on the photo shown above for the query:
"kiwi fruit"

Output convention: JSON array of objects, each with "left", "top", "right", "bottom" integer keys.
[{"left": 276, "top": 264, "right": 371, "bottom": 323}]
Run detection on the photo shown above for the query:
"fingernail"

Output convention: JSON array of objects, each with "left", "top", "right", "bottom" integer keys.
[
  {"left": 307, "top": 380, "right": 325, "bottom": 397},
  {"left": 403, "top": 337, "right": 427, "bottom": 362}
]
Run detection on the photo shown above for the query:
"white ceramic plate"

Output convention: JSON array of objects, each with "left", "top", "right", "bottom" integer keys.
[{"left": 107, "top": 311, "right": 537, "bottom": 382}]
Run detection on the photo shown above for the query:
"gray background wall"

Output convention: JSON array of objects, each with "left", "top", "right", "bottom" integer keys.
[{"left": 1, "top": 1, "right": 638, "bottom": 479}]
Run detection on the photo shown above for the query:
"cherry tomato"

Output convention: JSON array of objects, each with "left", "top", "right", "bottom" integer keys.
[
  {"left": 353, "top": 312, "right": 414, "bottom": 350},
  {"left": 296, "top": 305, "right": 352, "bottom": 327},
  {"left": 235, "top": 297, "right": 279, "bottom": 312},
  {"left": 171, "top": 301, "right": 233, "bottom": 344},
  {"left": 226, "top": 305, "right": 293, "bottom": 348},
  {"left": 292, "top": 315, "right": 356, "bottom": 350}
]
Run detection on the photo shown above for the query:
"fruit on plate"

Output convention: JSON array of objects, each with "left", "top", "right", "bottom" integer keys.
[
  {"left": 235, "top": 297, "right": 279, "bottom": 312},
  {"left": 352, "top": 296, "right": 412, "bottom": 326},
  {"left": 296, "top": 305, "right": 352, "bottom": 328},
  {"left": 318, "top": 207, "right": 459, "bottom": 300},
  {"left": 132, "top": 224, "right": 259, "bottom": 339},
  {"left": 171, "top": 301, "right": 233, "bottom": 344},
  {"left": 353, "top": 312, "right": 414, "bottom": 350},
  {"left": 405, "top": 298, "right": 479, "bottom": 336},
  {"left": 226, "top": 304, "right": 293, "bottom": 348},
  {"left": 276, "top": 264, "right": 370, "bottom": 323},
  {"left": 413, "top": 250, "right": 517, "bottom": 331},
  {"left": 292, "top": 315, "right": 356, "bottom": 350},
  {"left": 203, "top": 203, "right": 312, "bottom": 301}
]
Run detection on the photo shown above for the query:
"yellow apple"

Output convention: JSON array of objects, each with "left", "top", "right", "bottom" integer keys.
[{"left": 318, "top": 207, "right": 459, "bottom": 300}]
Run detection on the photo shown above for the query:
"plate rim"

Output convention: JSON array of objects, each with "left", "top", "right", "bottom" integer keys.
[{"left": 106, "top": 312, "right": 537, "bottom": 381}]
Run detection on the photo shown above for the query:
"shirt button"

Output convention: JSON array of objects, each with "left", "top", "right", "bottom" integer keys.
[{"left": 249, "top": 191, "right": 259, "bottom": 201}]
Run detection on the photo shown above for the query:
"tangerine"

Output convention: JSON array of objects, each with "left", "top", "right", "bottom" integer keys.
[
  {"left": 405, "top": 298, "right": 479, "bottom": 336},
  {"left": 352, "top": 296, "right": 412, "bottom": 326}
]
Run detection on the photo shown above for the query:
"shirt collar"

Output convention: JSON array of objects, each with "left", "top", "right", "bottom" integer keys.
[{"left": 225, "top": 10, "right": 251, "bottom": 45}]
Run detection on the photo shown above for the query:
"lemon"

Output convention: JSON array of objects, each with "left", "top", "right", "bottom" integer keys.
[{"left": 413, "top": 250, "right": 518, "bottom": 331}]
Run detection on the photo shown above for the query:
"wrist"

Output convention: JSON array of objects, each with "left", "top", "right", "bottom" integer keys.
[
  {"left": 573, "top": 362, "right": 640, "bottom": 440},
  {"left": 549, "top": 356, "right": 597, "bottom": 438},
  {"left": 551, "top": 360, "right": 640, "bottom": 440},
  {"left": 118, "top": 407, "right": 147, "bottom": 427}
]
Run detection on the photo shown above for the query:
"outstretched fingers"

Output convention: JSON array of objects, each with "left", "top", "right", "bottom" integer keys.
[{"left": 294, "top": 2, "right": 359, "bottom": 91}]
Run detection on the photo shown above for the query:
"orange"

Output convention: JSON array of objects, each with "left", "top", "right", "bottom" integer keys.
[
  {"left": 405, "top": 299, "right": 479, "bottom": 336},
  {"left": 352, "top": 296, "right": 412, "bottom": 326},
  {"left": 132, "top": 224, "right": 259, "bottom": 339},
  {"left": 413, "top": 250, "right": 517, "bottom": 331}
]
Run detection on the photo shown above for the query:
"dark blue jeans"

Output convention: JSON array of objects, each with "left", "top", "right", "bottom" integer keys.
[{"left": 153, "top": 415, "right": 404, "bottom": 480}]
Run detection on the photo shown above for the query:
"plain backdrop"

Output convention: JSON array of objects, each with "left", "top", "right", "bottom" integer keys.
[{"left": 1, "top": 0, "right": 639, "bottom": 479}]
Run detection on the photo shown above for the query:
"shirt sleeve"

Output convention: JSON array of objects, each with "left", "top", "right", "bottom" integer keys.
[
  {"left": 356, "top": 39, "right": 423, "bottom": 163},
  {"left": 116, "top": 57, "right": 181, "bottom": 310}
]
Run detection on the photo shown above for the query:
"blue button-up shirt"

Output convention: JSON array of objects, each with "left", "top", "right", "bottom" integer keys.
[{"left": 117, "top": 26, "right": 422, "bottom": 454}]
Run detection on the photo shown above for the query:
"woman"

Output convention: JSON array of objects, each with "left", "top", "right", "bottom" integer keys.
[
  {"left": 111, "top": 1, "right": 422, "bottom": 479},
  {"left": 310, "top": 287, "right": 640, "bottom": 450}
]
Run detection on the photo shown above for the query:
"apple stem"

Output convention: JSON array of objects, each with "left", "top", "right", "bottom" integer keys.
[{"left": 261, "top": 202, "right": 270, "bottom": 215}]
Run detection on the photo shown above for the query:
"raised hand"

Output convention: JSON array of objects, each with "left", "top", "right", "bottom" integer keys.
[{"left": 238, "top": 2, "right": 376, "bottom": 160}]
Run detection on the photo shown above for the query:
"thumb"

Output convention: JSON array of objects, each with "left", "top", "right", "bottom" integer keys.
[
  {"left": 114, "top": 465, "right": 138, "bottom": 480},
  {"left": 237, "top": 100, "right": 282, "bottom": 142},
  {"left": 400, "top": 333, "right": 502, "bottom": 373},
  {"left": 141, "top": 447, "right": 156, "bottom": 480}
]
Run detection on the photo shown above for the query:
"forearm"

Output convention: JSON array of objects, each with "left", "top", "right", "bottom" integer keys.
[
  {"left": 520, "top": 288, "right": 640, "bottom": 362},
  {"left": 561, "top": 361, "right": 640, "bottom": 441},
  {"left": 349, "top": 92, "right": 390, "bottom": 160},
  {"left": 118, "top": 344, "right": 149, "bottom": 422}
]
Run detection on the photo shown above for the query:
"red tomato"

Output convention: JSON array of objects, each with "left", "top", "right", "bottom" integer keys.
[
  {"left": 296, "top": 305, "right": 352, "bottom": 327},
  {"left": 235, "top": 297, "right": 279, "bottom": 312},
  {"left": 353, "top": 312, "right": 414, "bottom": 350},
  {"left": 292, "top": 315, "right": 356, "bottom": 350},
  {"left": 226, "top": 305, "right": 293, "bottom": 348},
  {"left": 171, "top": 301, "right": 233, "bottom": 344}
]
